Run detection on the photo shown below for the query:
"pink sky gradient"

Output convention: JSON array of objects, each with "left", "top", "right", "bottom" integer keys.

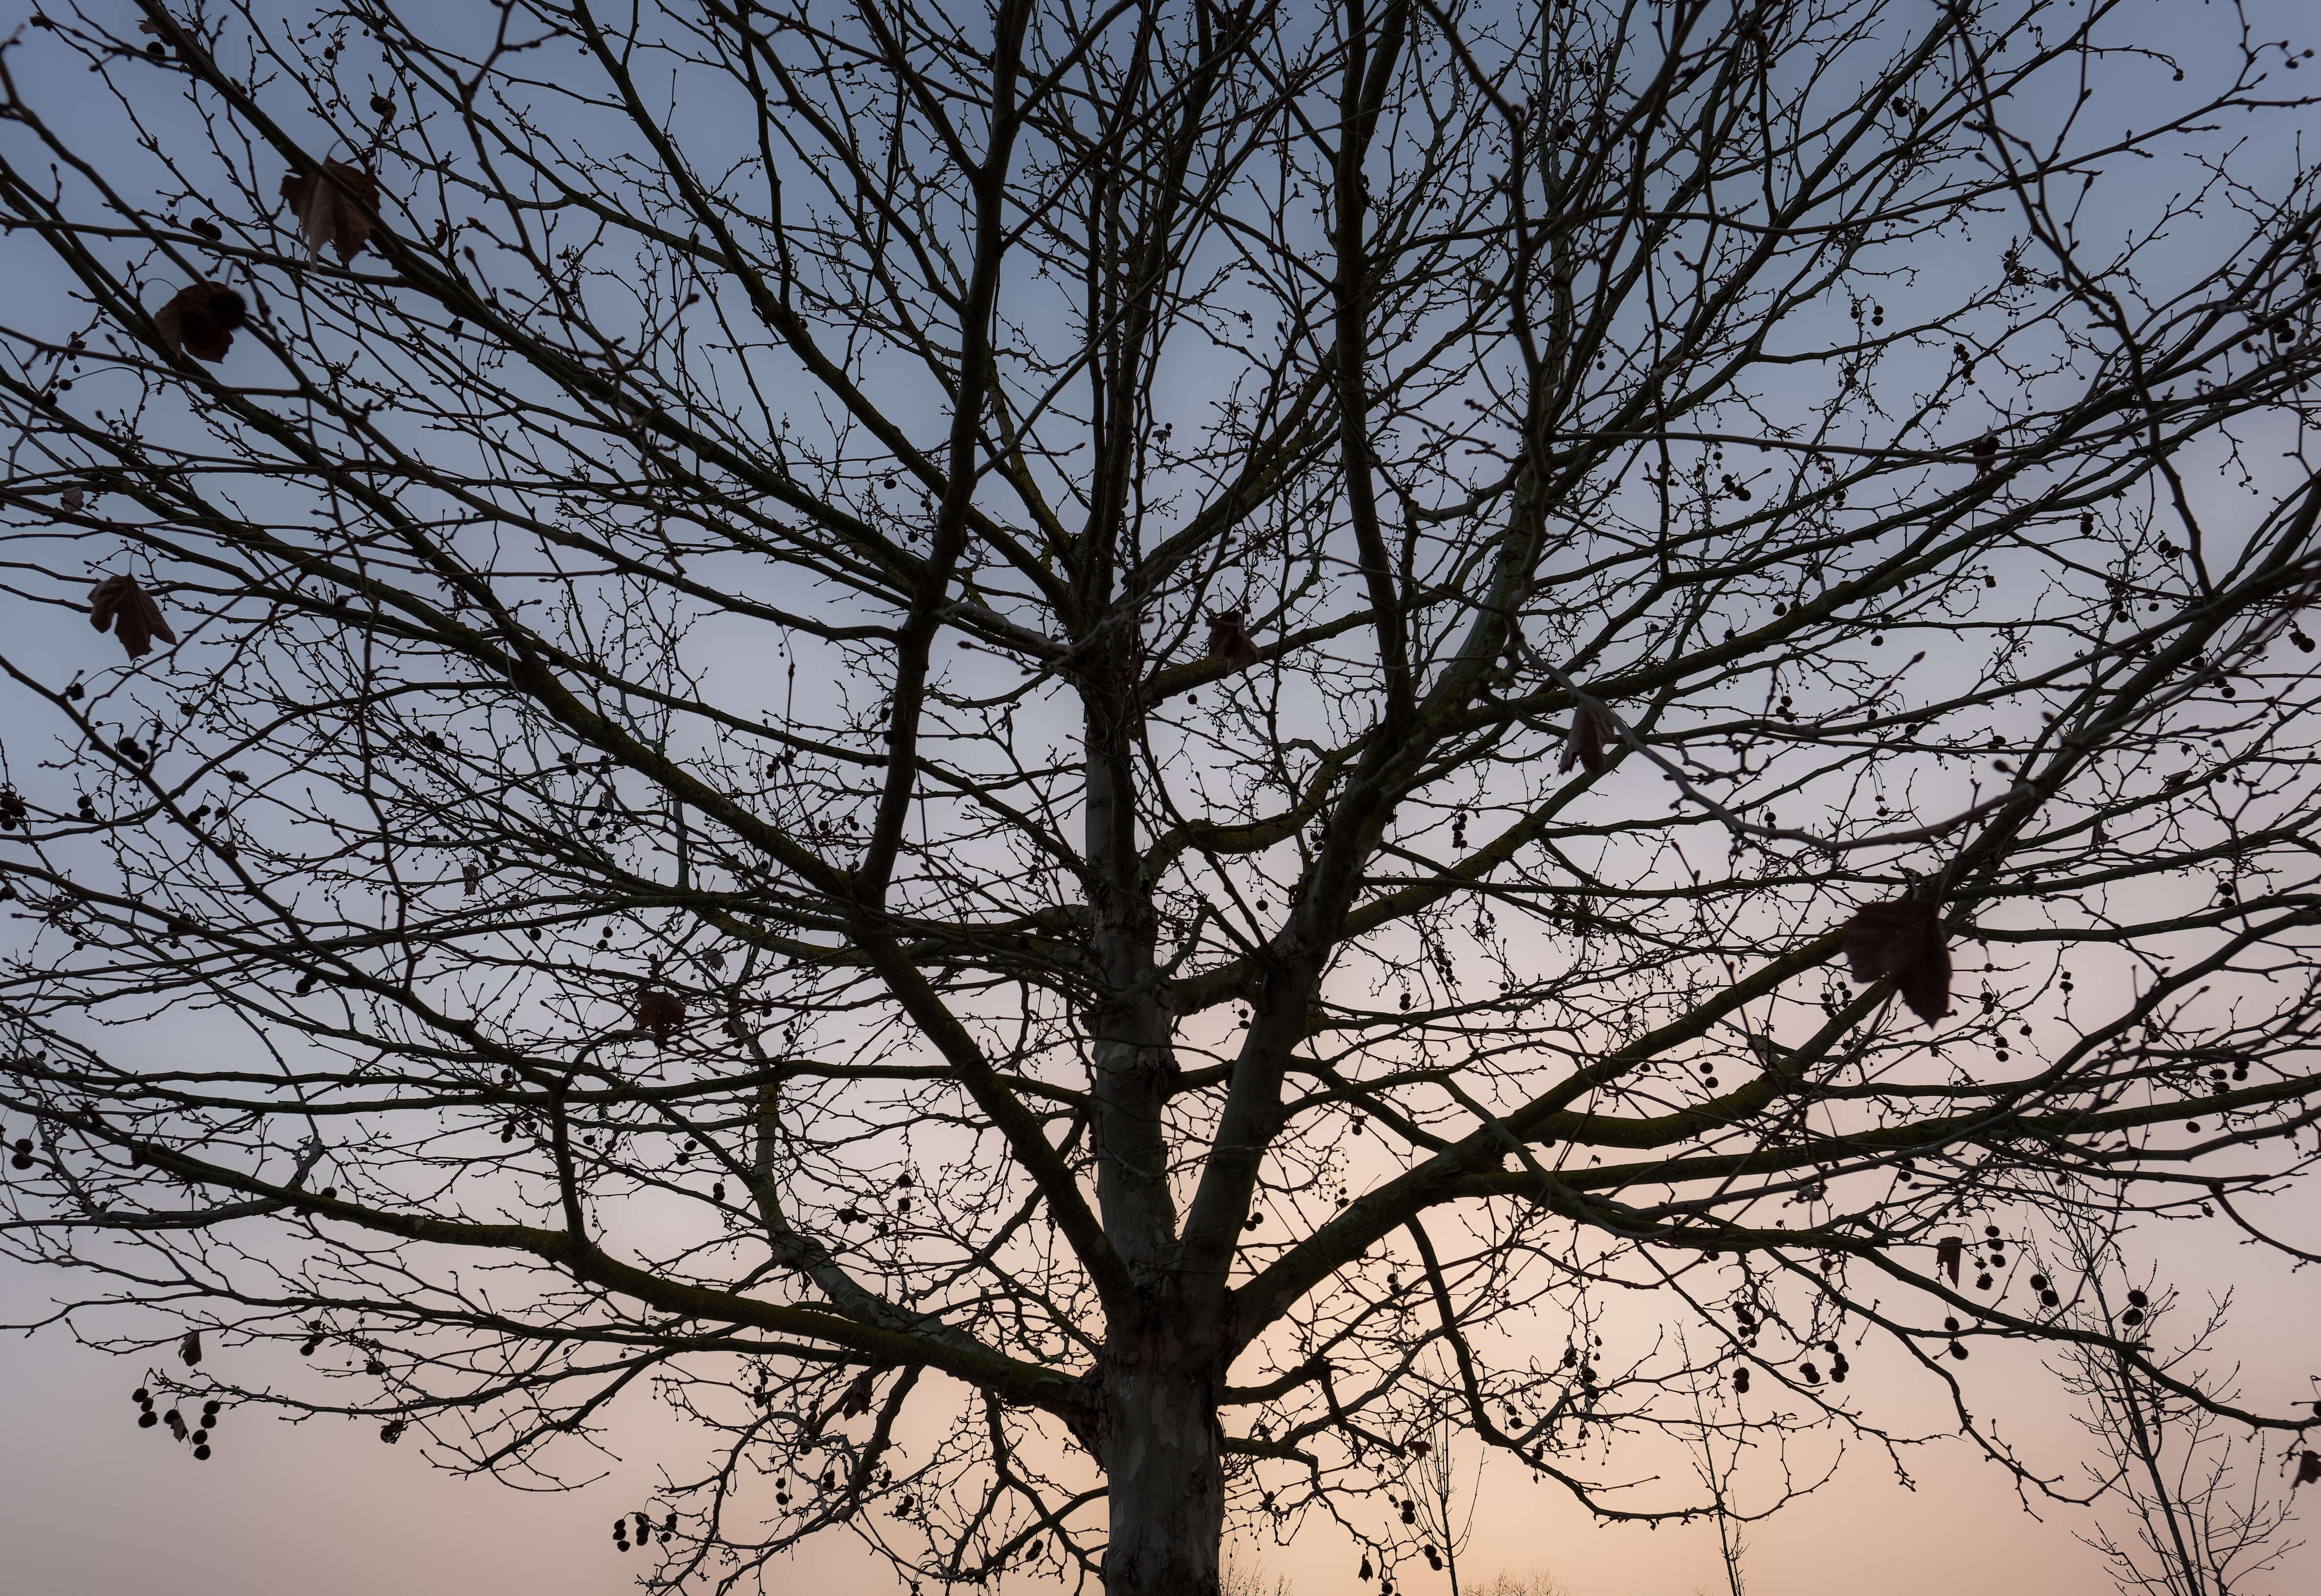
[{"left": 5, "top": 1165, "right": 2315, "bottom": 1596}]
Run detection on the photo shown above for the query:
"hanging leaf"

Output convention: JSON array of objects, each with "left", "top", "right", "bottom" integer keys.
[
  {"left": 60, "top": 487, "right": 85, "bottom": 514},
  {"left": 1935, "top": 1236, "right": 1963, "bottom": 1285},
  {"left": 153, "top": 280, "right": 247, "bottom": 363},
  {"left": 1971, "top": 432, "right": 1998, "bottom": 472},
  {"left": 280, "top": 159, "right": 380, "bottom": 263},
  {"left": 1206, "top": 609, "right": 1261, "bottom": 672},
  {"left": 1558, "top": 698, "right": 1617, "bottom": 776},
  {"left": 636, "top": 985, "right": 684, "bottom": 1047},
  {"left": 1842, "top": 896, "right": 1951, "bottom": 1024},
  {"left": 2297, "top": 1450, "right": 2321, "bottom": 1488},
  {"left": 838, "top": 1368, "right": 877, "bottom": 1419},
  {"left": 462, "top": 860, "right": 481, "bottom": 896},
  {"left": 179, "top": 1328, "right": 203, "bottom": 1367},
  {"left": 88, "top": 573, "right": 179, "bottom": 659}
]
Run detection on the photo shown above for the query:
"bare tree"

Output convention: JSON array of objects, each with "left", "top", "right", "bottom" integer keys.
[
  {"left": 2050, "top": 1218, "right": 2304, "bottom": 1596},
  {"left": 1222, "top": 1541, "right": 1296, "bottom": 1596},
  {"left": 1677, "top": 1327, "right": 1751, "bottom": 1596},
  {"left": 8, "top": 2, "right": 2321, "bottom": 1593},
  {"left": 1401, "top": 1394, "right": 1482, "bottom": 1596},
  {"left": 1466, "top": 1574, "right": 1573, "bottom": 1596}
]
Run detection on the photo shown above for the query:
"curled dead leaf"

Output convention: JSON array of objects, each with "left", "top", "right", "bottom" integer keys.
[
  {"left": 88, "top": 573, "right": 179, "bottom": 660},
  {"left": 1843, "top": 896, "right": 1950, "bottom": 1024},
  {"left": 280, "top": 159, "right": 380, "bottom": 263},
  {"left": 838, "top": 1369, "right": 877, "bottom": 1419},
  {"left": 1935, "top": 1236, "right": 1963, "bottom": 1285},
  {"left": 1558, "top": 698, "right": 1617, "bottom": 776},
  {"left": 153, "top": 280, "right": 247, "bottom": 363},
  {"left": 1206, "top": 609, "right": 1261, "bottom": 672},
  {"left": 636, "top": 985, "right": 684, "bottom": 1047},
  {"left": 179, "top": 1328, "right": 203, "bottom": 1367}
]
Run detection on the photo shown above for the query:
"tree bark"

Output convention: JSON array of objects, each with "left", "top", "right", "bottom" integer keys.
[
  {"left": 1079, "top": 610, "right": 1227, "bottom": 1592},
  {"left": 1100, "top": 1319, "right": 1226, "bottom": 1596}
]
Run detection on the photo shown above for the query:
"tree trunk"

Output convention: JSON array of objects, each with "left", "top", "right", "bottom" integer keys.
[{"left": 1100, "top": 1321, "right": 1225, "bottom": 1596}]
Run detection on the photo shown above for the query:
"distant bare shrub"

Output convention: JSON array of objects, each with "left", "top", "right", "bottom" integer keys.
[
  {"left": 1221, "top": 1544, "right": 1294, "bottom": 1596},
  {"left": 1467, "top": 1571, "right": 1574, "bottom": 1596}
]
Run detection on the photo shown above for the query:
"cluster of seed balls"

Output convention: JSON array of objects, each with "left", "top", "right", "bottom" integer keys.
[
  {"left": 1385, "top": 1498, "right": 1451, "bottom": 1569},
  {"left": 133, "top": 1387, "right": 222, "bottom": 1460},
  {"left": 614, "top": 1510, "right": 675, "bottom": 1553}
]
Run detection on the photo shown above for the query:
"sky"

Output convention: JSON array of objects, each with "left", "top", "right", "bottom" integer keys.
[
  {"left": 1, "top": 1204, "right": 2314, "bottom": 1596},
  {"left": 5, "top": 2, "right": 2321, "bottom": 1594}
]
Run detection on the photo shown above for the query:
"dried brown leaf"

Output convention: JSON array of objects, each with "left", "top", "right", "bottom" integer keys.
[
  {"left": 838, "top": 1369, "right": 877, "bottom": 1419},
  {"left": 463, "top": 860, "right": 481, "bottom": 896},
  {"left": 88, "top": 573, "right": 179, "bottom": 660},
  {"left": 153, "top": 280, "right": 247, "bottom": 363},
  {"left": 280, "top": 159, "right": 380, "bottom": 264},
  {"left": 1935, "top": 1236, "right": 1963, "bottom": 1286},
  {"left": 1843, "top": 896, "right": 1951, "bottom": 1025},
  {"left": 1206, "top": 609, "right": 1261, "bottom": 672},
  {"left": 636, "top": 985, "right": 684, "bottom": 1047},
  {"left": 179, "top": 1328, "right": 203, "bottom": 1367},
  {"left": 2298, "top": 1449, "right": 2320, "bottom": 1488},
  {"left": 1559, "top": 698, "right": 1617, "bottom": 776}
]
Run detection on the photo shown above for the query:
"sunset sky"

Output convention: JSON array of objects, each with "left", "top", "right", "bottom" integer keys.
[{"left": 4, "top": 1197, "right": 2316, "bottom": 1596}]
